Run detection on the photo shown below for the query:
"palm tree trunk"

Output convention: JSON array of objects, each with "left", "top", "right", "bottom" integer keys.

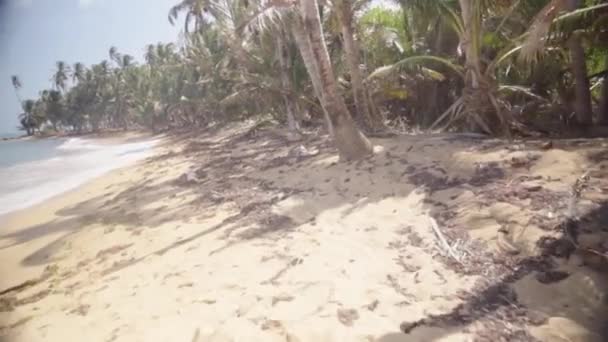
[
  {"left": 458, "top": 0, "right": 485, "bottom": 132},
  {"left": 600, "top": 63, "right": 608, "bottom": 124},
  {"left": 13, "top": 91, "right": 22, "bottom": 107},
  {"left": 336, "top": 0, "right": 378, "bottom": 131},
  {"left": 456, "top": 0, "right": 505, "bottom": 134},
  {"left": 276, "top": 34, "right": 300, "bottom": 132},
  {"left": 292, "top": 19, "right": 334, "bottom": 137},
  {"left": 566, "top": 0, "right": 592, "bottom": 126},
  {"left": 427, "top": 21, "right": 459, "bottom": 128},
  {"left": 298, "top": 0, "right": 372, "bottom": 160},
  {"left": 458, "top": 0, "right": 482, "bottom": 89}
]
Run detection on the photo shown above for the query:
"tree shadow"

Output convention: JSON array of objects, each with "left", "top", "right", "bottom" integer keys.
[
  {"left": 0, "top": 125, "right": 317, "bottom": 269},
  {"left": 395, "top": 200, "right": 608, "bottom": 339},
  {"left": 2, "top": 126, "right": 607, "bottom": 341}
]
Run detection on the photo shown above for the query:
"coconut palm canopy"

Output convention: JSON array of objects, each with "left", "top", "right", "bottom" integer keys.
[{"left": 12, "top": 0, "right": 608, "bottom": 156}]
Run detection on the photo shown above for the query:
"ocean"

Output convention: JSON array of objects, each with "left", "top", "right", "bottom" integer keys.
[{"left": 0, "top": 136, "right": 159, "bottom": 216}]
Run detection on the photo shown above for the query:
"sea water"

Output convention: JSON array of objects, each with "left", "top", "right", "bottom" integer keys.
[{"left": 0, "top": 136, "right": 159, "bottom": 216}]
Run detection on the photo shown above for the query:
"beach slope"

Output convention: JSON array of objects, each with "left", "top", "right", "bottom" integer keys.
[{"left": 1, "top": 124, "right": 607, "bottom": 341}]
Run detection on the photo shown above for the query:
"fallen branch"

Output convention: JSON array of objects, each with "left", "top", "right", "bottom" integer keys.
[
  {"left": 562, "top": 171, "right": 608, "bottom": 260},
  {"left": 429, "top": 217, "right": 464, "bottom": 265}
]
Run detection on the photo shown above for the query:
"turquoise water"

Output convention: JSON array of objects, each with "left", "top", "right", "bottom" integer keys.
[
  {"left": 0, "top": 138, "right": 65, "bottom": 168},
  {"left": 0, "top": 137, "right": 159, "bottom": 215}
]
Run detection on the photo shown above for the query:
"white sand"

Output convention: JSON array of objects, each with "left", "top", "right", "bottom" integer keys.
[{"left": 1, "top": 126, "right": 607, "bottom": 341}]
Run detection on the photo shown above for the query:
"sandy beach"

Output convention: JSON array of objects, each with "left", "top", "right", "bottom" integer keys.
[{"left": 1, "top": 124, "right": 608, "bottom": 342}]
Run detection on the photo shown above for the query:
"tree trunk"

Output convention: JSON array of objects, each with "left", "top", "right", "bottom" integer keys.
[
  {"left": 298, "top": 0, "right": 372, "bottom": 160},
  {"left": 566, "top": 0, "right": 592, "bottom": 126},
  {"left": 425, "top": 21, "right": 459, "bottom": 128},
  {"left": 336, "top": 0, "right": 378, "bottom": 131},
  {"left": 600, "top": 58, "right": 608, "bottom": 124},
  {"left": 456, "top": 0, "right": 504, "bottom": 134},
  {"left": 14, "top": 90, "right": 22, "bottom": 108},
  {"left": 458, "top": 0, "right": 482, "bottom": 89},
  {"left": 276, "top": 33, "right": 300, "bottom": 132},
  {"left": 292, "top": 19, "right": 334, "bottom": 137},
  {"left": 458, "top": 0, "right": 484, "bottom": 132}
]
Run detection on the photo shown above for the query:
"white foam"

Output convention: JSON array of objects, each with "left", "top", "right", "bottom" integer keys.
[
  {"left": 0, "top": 138, "right": 160, "bottom": 216},
  {"left": 57, "top": 137, "right": 104, "bottom": 151}
]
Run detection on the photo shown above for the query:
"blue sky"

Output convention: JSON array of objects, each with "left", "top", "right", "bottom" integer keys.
[{"left": 0, "top": 0, "right": 183, "bottom": 133}]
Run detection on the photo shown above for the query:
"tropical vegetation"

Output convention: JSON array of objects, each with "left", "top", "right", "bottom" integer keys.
[{"left": 10, "top": 0, "right": 608, "bottom": 159}]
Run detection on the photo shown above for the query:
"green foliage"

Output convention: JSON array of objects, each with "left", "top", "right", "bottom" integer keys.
[{"left": 13, "top": 0, "right": 608, "bottom": 135}]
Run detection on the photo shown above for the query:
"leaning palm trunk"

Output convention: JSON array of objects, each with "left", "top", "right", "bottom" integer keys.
[
  {"left": 566, "top": 0, "right": 592, "bottom": 125},
  {"left": 336, "top": 0, "right": 380, "bottom": 132},
  {"left": 291, "top": 19, "right": 334, "bottom": 137},
  {"left": 297, "top": 0, "right": 372, "bottom": 160}
]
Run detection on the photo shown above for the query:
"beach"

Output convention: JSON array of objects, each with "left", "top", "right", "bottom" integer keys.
[{"left": 1, "top": 124, "right": 608, "bottom": 342}]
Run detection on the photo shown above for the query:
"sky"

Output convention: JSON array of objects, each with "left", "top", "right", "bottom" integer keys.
[{"left": 0, "top": 0, "right": 183, "bottom": 133}]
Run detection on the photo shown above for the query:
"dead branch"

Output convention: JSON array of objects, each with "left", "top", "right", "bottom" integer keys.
[{"left": 429, "top": 217, "right": 464, "bottom": 265}]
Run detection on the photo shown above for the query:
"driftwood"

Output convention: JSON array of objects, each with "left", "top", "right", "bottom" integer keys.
[
  {"left": 564, "top": 171, "right": 608, "bottom": 260},
  {"left": 429, "top": 217, "right": 464, "bottom": 265}
]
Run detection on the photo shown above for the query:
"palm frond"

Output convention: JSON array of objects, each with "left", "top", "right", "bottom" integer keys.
[
  {"left": 520, "top": 1, "right": 608, "bottom": 62},
  {"left": 498, "top": 85, "right": 545, "bottom": 101},
  {"left": 367, "top": 55, "right": 464, "bottom": 82},
  {"left": 554, "top": 2, "right": 608, "bottom": 23}
]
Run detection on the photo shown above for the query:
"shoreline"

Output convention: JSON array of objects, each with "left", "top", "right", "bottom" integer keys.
[
  {"left": 0, "top": 129, "right": 154, "bottom": 142},
  {"left": 0, "top": 132, "right": 162, "bottom": 217},
  {"left": 0, "top": 163, "right": 137, "bottom": 289},
  {"left": 0, "top": 136, "right": 167, "bottom": 291}
]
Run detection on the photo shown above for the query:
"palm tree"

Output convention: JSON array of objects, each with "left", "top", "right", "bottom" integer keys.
[
  {"left": 168, "top": 0, "right": 209, "bottom": 33},
  {"left": 600, "top": 54, "right": 608, "bottom": 124},
  {"left": 18, "top": 99, "right": 37, "bottom": 136},
  {"left": 454, "top": 0, "right": 506, "bottom": 133},
  {"left": 371, "top": 0, "right": 511, "bottom": 133},
  {"left": 109, "top": 46, "right": 122, "bottom": 65},
  {"left": 275, "top": 30, "right": 300, "bottom": 132},
  {"left": 52, "top": 61, "right": 70, "bottom": 92},
  {"left": 291, "top": 16, "right": 334, "bottom": 136},
  {"left": 145, "top": 44, "right": 157, "bottom": 65},
  {"left": 107, "top": 48, "right": 136, "bottom": 129},
  {"left": 72, "top": 62, "right": 86, "bottom": 84},
  {"left": 565, "top": 0, "right": 592, "bottom": 125},
  {"left": 120, "top": 54, "right": 134, "bottom": 69},
  {"left": 521, "top": 0, "right": 608, "bottom": 126},
  {"left": 11, "top": 75, "right": 23, "bottom": 105},
  {"left": 43, "top": 90, "right": 64, "bottom": 131},
  {"left": 297, "top": 0, "right": 373, "bottom": 160},
  {"left": 335, "top": 0, "right": 380, "bottom": 131}
]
